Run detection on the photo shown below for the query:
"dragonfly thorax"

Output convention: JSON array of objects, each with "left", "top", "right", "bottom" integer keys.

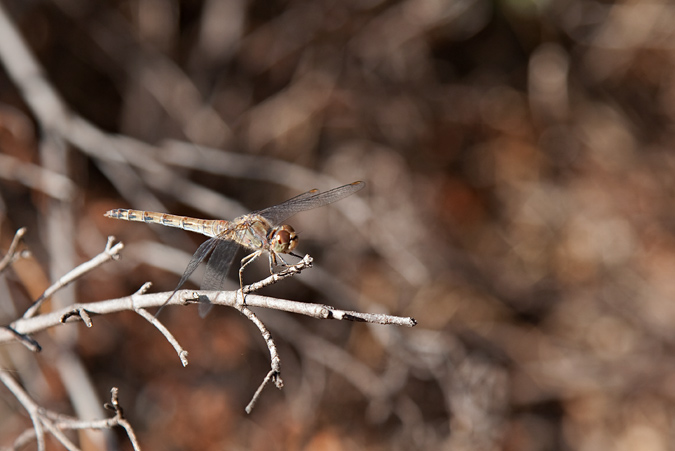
[{"left": 268, "top": 225, "right": 298, "bottom": 254}]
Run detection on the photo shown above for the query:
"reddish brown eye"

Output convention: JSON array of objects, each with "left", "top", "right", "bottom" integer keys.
[
  {"left": 269, "top": 225, "right": 298, "bottom": 252},
  {"left": 277, "top": 230, "right": 290, "bottom": 244}
]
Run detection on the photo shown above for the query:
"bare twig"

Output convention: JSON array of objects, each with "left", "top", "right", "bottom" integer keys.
[
  {"left": 7, "top": 388, "right": 141, "bottom": 450},
  {"left": 0, "top": 371, "right": 141, "bottom": 451},
  {"left": 103, "top": 387, "right": 141, "bottom": 451},
  {"left": 23, "top": 237, "right": 124, "bottom": 319},
  {"left": 243, "top": 254, "right": 313, "bottom": 294},
  {"left": 246, "top": 369, "right": 281, "bottom": 414},
  {"left": 0, "top": 227, "right": 30, "bottom": 274},
  {"left": 235, "top": 304, "right": 283, "bottom": 413},
  {"left": 0, "top": 369, "right": 78, "bottom": 451},
  {"left": 135, "top": 307, "right": 189, "bottom": 367}
]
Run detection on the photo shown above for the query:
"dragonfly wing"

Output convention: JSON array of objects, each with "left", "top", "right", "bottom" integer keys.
[
  {"left": 199, "top": 239, "right": 239, "bottom": 317},
  {"left": 175, "top": 237, "right": 219, "bottom": 292},
  {"left": 156, "top": 237, "right": 219, "bottom": 318},
  {"left": 255, "top": 181, "right": 365, "bottom": 225}
]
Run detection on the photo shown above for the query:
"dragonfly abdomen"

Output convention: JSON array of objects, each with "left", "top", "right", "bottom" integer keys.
[{"left": 104, "top": 209, "right": 227, "bottom": 238}]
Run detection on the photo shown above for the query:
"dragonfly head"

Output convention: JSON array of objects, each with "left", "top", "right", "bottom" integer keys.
[{"left": 269, "top": 225, "right": 298, "bottom": 254}]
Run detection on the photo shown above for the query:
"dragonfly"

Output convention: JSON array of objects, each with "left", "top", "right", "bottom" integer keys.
[{"left": 105, "top": 181, "right": 365, "bottom": 316}]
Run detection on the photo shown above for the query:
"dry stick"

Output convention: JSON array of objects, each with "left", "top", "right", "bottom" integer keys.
[
  {"left": 0, "top": 369, "right": 46, "bottom": 451},
  {"left": 133, "top": 283, "right": 190, "bottom": 367},
  {"left": 0, "top": 227, "right": 30, "bottom": 274},
  {"left": 235, "top": 304, "right": 283, "bottom": 414},
  {"left": 243, "top": 254, "right": 313, "bottom": 295},
  {"left": 143, "top": 257, "right": 314, "bottom": 366},
  {"left": 103, "top": 387, "right": 141, "bottom": 451},
  {"left": 0, "top": 369, "right": 77, "bottom": 451},
  {"left": 12, "top": 388, "right": 141, "bottom": 451},
  {"left": 0, "top": 370, "right": 141, "bottom": 451},
  {"left": 23, "top": 237, "right": 124, "bottom": 319},
  {"left": 2, "top": 290, "right": 416, "bottom": 345}
]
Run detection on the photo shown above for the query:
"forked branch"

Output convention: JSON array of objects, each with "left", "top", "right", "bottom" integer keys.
[
  {"left": 23, "top": 236, "right": 124, "bottom": 319},
  {"left": 0, "top": 370, "right": 140, "bottom": 451},
  {"left": 0, "top": 227, "right": 30, "bottom": 274}
]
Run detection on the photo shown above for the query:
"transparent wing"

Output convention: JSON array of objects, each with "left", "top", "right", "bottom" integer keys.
[
  {"left": 198, "top": 239, "right": 240, "bottom": 317},
  {"left": 254, "top": 181, "right": 365, "bottom": 225},
  {"left": 156, "top": 237, "right": 219, "bottom": 317}
]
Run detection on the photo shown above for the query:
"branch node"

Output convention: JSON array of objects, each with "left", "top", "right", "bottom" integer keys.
[
  {"left": 183, "top": 291, "right": 201, "bottom": 305},
  {"left": 60, "top": 308, "right": 93, "bottom": 327}
]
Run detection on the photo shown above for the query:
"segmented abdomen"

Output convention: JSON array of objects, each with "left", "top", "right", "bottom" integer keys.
[{"left": 104, "top": 209, "right": 227, "bottom": 238}]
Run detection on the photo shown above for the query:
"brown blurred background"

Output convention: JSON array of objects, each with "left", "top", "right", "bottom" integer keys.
[{"left": 1, "top": 0, "right": 675, "bottom": 449}]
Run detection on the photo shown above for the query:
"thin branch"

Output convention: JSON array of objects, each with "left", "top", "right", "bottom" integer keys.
[
  {"left": 245, "top": 369, "right": 281, "bottom": 414},
  {"left": 0, "top": 373, "right": 141, "bottom": 451},
  {"left": 39, "top": 417, "right": 80, "bottom": 451},
  {"left": 0, "top": 369, "right": 73, "bottom": 451},
  {"left": 235, "top": 304, "right": 283, "bottom": 413},
  {"left": 129, "top": 282, "right": 189, "bottom": 365},
  {"left": 0, "top": 325, "right": 41, "bottom": 352},
  {"left": 24, "top": 237, "right": 124, "bottom": 318},
  {"left": 0, "top": 227, "right": 30, "bottom": 274},
  {"left": 0, "top": 153, "right": 77, "bottom": 201},
  {"left": 8, "top": 388, "right": 141, "bottom": 450},
  {"left": 243, "top": 254, "right": 313, "bottom": 295},
  {"left": 104, "top": 387, "right": 141, "bottom": 451},
  {"left": 135, "top": 307, "right": 189, "bottom": 367}
]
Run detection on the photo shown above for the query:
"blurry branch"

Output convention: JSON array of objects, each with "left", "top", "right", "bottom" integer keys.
[
  {"left": 159, "top": 140, "right": 430, "bottom": 285},
  {"left": 24, "top": 236, "right": 124, "bottom": 319},
  {"left": 0, "top": 154, "right": 77, "bottom": 201},
  {"left": 0, "top": 227, "right": 30, "bottom": 274},
  {"left": 0, "top": 1, "right": 428, "bottom": 290},
  {"left": 0, "top": 371, "right": 140, "bottom": 451}
]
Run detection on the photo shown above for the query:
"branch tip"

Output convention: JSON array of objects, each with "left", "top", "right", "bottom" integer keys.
[
  {"left": 134, "top": 282, "right": 153, "bottom": 295},
  {"left": 179, "top": 350, "right": 189, "bottom": 367}
]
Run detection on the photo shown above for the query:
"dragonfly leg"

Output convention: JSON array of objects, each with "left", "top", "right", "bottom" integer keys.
[
  {"left": 239, "top": 250, "right": 262, "bottom": 304},
  {"left": 275, "top": 253, "right": 292, "bottom": 268},
  {"left": 268, "top": 251, "right": 282, "bottom": 274},
  {"left": 268, "top": 252, "right": 298, "bottom": 275}
]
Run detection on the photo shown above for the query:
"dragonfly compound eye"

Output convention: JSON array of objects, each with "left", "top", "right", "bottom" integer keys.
[{"left": 271, "top": 225, "right": 298, "bottom": 253}]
